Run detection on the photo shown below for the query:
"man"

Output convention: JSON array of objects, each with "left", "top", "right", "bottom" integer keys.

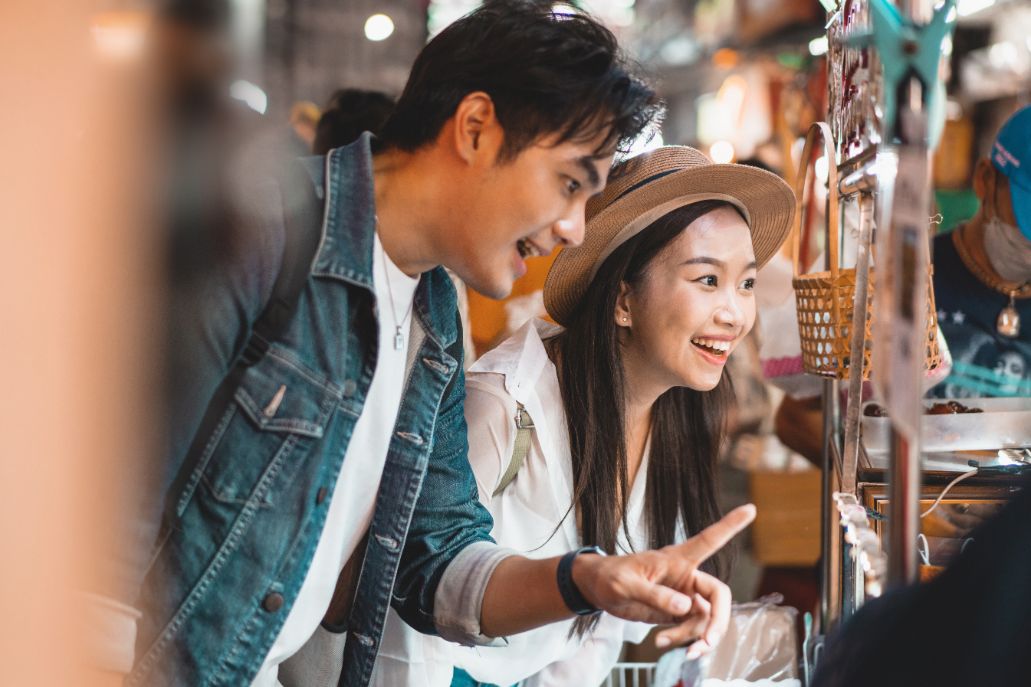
[
  {"left": 928, "top": 104, "right": 1031, "bottom": 398},
  {"left": 111, "top": 5, "right": 755, "bottom": 687}
]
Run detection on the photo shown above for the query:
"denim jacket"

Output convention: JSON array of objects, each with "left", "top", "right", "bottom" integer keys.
[{"left": 128, "top": 135, "right": 496, "bottom": 686}]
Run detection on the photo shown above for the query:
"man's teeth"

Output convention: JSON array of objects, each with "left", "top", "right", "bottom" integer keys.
[
  {"left": 517, "top": 239, "right": 542, "bottom": 258},
  {"left": 691, "top": 337, "right": 731, "bottom": 354}
]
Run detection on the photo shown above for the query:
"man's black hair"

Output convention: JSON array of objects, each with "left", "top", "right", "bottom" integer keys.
[
  {"left": 313, "top": 89, "right": 396, "bottom": 155},
  {"left": 379, "top": 1, "right": 663, "bottom": 161}
]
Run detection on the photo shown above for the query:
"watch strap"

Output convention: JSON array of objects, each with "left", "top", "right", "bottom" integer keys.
[{"left": 557, "top": 546, "right": 605, "bottom": 616}]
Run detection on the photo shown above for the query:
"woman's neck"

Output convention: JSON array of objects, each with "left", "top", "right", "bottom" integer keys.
[
  {"left": 623, "top": 401, "right": 651, "bottom": 491},
  {"left": 622, "top": 373, "right": 662, "bottom": 492}
]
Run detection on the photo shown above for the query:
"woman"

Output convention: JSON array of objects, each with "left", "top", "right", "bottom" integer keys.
[{"left": 371, "top": 146, "right": 794, "bottom": 686}]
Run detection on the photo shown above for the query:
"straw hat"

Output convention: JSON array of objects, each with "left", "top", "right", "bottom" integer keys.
[{"left": 544, "top": 145, "right": 795, "bottom": 325}]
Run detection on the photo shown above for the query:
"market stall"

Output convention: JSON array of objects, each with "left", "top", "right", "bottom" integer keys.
[{"left": 791, "top": 0, "right": 1031, "bottom": 678}]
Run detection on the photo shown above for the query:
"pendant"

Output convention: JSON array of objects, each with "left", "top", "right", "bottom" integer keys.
[
  {"left": 997, "top": 293, "right": 1020, "bottom": 338},
  {"left": 394, "top": 325, "right": 404, "bottom": 351}
]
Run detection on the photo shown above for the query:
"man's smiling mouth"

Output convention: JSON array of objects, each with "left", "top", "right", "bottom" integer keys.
[{"left": 516, "top": 238, "right": 544, "bottom": 259}]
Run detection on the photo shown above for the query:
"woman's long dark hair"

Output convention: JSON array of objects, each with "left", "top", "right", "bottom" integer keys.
[{"left": 552, "top": 200, "right": 739, "bottom": 633}]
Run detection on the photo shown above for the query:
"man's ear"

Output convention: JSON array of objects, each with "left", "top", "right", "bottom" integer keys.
[
  {"left": 973, "top": 157, "right": 995, "bottom": 209},
  {"left": 450, "top": 91, "right": 503, "bottom": 165}
]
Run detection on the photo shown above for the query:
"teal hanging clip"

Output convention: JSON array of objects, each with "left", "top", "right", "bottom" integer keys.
[{"left": 844, "top": 0, "right": 957, "bottom": 146}]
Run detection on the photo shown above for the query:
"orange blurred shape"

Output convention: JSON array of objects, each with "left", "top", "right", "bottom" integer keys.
[
  {"left": 467, "top": 253, "right": 557, "bottom": 355},
  {"left": 90, "top": 10, "right": 151, "bottom": 61},
  {"left": 712, "top": 48, "right": 739, "bottom": 69}
]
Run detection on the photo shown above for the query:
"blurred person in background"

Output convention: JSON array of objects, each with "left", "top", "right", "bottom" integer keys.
[
  {"left": 289, "top": 100, "right": 321, "bottom": 152},
  {"left": 107, "top": 5, "right": 755, "bottom": 687},
  {"left": 928, "top": 104, "right": 1031, "bottom": 398},
  {"left": 313, "top": 88, "right": 395, "bottom": 155}
]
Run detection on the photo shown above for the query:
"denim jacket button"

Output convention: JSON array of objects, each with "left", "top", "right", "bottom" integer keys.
[
  {"left": 342, "top": 380, "right": 357, "bottom": 397},
  {"left": 262, "top": 592, "right": 285, "bottom": 613},
  {"left": 316, "top": 487, "right": 329, "bottom": 505}
]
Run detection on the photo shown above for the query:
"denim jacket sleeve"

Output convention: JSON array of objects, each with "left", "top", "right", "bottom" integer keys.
[{"left": 390, "top": 331, "right": 501, "bottom": 637}]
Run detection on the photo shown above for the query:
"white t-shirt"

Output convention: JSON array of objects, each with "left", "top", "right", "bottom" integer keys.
[
  {"left": 372, "top": 319, "right": 671, "bottom": 687},
  {"left": 252, "top": 233, "right": 420, "bottom": 687}
]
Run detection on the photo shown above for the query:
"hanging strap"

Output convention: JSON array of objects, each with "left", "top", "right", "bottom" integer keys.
[
  {"left": 162, "top": 157, "right": 325, "bottom": 525},
  {"left": 239, "top": 157, "right": 324, "bottom": 366},
  {"left": 493, "top": 403, "right": 535, "bottom": 497}
]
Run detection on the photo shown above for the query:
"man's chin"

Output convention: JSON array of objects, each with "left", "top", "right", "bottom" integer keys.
[
  {"left": 476, "top": 282, "right": 513, "bottom": 301},
  {"left": 444, "top": 260, "right": 516, "bottom": 300},
  {"left": 465, "top": 275, "right": 513, "bottom": 301}
]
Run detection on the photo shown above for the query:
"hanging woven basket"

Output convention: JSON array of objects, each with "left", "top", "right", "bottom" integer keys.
[{"left": 790, "top": 122, "right": 942, "bottom": 380}]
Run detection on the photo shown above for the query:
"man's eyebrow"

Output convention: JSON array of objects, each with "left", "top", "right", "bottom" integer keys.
[{"left": 575, "top": 155, "right": 603, "bottom": 192}]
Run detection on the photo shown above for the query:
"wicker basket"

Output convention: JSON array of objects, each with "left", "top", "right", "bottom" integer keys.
[{"left": 791, "top": 122, "right": 942, "bottom": 380}]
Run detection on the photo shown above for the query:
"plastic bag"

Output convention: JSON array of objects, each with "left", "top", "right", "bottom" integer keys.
[{"left": 653, "top": 595, "right": 800, "bottom": 687}]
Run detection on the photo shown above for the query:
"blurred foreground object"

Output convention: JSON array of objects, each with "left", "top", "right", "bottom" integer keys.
[{"left": 1, "top": 0, "right": 156, "bottom": 684}]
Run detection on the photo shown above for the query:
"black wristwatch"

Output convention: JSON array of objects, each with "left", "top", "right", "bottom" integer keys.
[{"left": 557, "top": 546, "right": 606, "bottom": 616}]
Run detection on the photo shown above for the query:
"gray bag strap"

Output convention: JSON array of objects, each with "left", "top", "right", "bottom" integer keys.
[{"left": 493, "top": 402, "right": 535, "bottom": 496}]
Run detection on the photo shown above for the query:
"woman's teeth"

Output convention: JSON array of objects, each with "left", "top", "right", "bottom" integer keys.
[
  {"left": 691, "top": 337, "right": 731, "bottom": 356},
  {"left": 517, "top": 239, "right": 542, "bottom": 259}
]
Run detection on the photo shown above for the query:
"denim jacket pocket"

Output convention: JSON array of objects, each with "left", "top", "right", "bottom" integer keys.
[{"left": 197, "top": 350, "right": 339, "bottom": 509}]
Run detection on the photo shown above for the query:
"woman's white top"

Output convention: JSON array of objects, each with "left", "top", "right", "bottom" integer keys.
[{"left": 371, "top": 319, "right": 672, "bottom": 687}]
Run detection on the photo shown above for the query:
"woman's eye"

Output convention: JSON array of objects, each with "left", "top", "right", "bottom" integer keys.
[
  {"left": 696, "top": 275, "right": 718, "bottom": 287},
  {"left": 565, "top": 178, "right": 581, "bottom": 195},
  {"left": 741, "top": 278, "right": 756, "bottom": 290}
]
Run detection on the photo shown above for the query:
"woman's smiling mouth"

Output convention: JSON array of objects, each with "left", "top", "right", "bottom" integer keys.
[{"left": 690, "top": 336, "right": 733, "bottom": 364}]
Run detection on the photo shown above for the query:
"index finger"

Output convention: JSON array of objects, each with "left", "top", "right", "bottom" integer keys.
[{"left": 672, "top": 504, "right": 756, "bottom": 564}]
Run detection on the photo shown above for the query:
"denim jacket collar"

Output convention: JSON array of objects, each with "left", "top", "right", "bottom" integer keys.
[
  {"left": 310, "top": 133, "right": 458, "bottom": 351},
  {"left": 311, "top": 134, "right": 376, "bottom": 289}
]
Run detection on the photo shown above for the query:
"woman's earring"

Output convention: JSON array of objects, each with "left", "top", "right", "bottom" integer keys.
[{"left": 622, "top": 316, "right": 629, "bottom": 324}]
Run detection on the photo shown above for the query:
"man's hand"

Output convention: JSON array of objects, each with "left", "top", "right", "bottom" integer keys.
[
  {"left": 478, "top": 504, "right": 755, "bottom": 648},
  {"left": 571, "top": 504, "right": 756, "bottom": 656}
]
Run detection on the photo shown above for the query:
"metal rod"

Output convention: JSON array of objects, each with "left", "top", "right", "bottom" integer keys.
[
  {"left": 841, "top": 194, "right": 875, "bottom": 494},
  {"left": 820, "top": 378, "right": 842, "bottom": 631},
  {"left": 841, "top": 539, "right": 858, "bottom": 620},
  {"left": 883, "top": 74, "right": 931, "bottom": 588},
  {"left": 837, "top": 145, "right": 878, "bottom": 176},
  {"left": 839, "top": 164, "right": 878, "bottom": 197},
  {"left": 888, "top": 431, "right": 921, "bottom": 584},
  {"left": 819, "top": 180, "right": 846, "bottom": 630}
]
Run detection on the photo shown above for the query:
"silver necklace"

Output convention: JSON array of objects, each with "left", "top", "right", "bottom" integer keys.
[{"left": 379, "top": 235, "right": 415, "bottom": 351}]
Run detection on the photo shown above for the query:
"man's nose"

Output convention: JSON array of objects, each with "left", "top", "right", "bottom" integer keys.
[{"left": 553, "top": 203, "right": 587, "bottom": 248}]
